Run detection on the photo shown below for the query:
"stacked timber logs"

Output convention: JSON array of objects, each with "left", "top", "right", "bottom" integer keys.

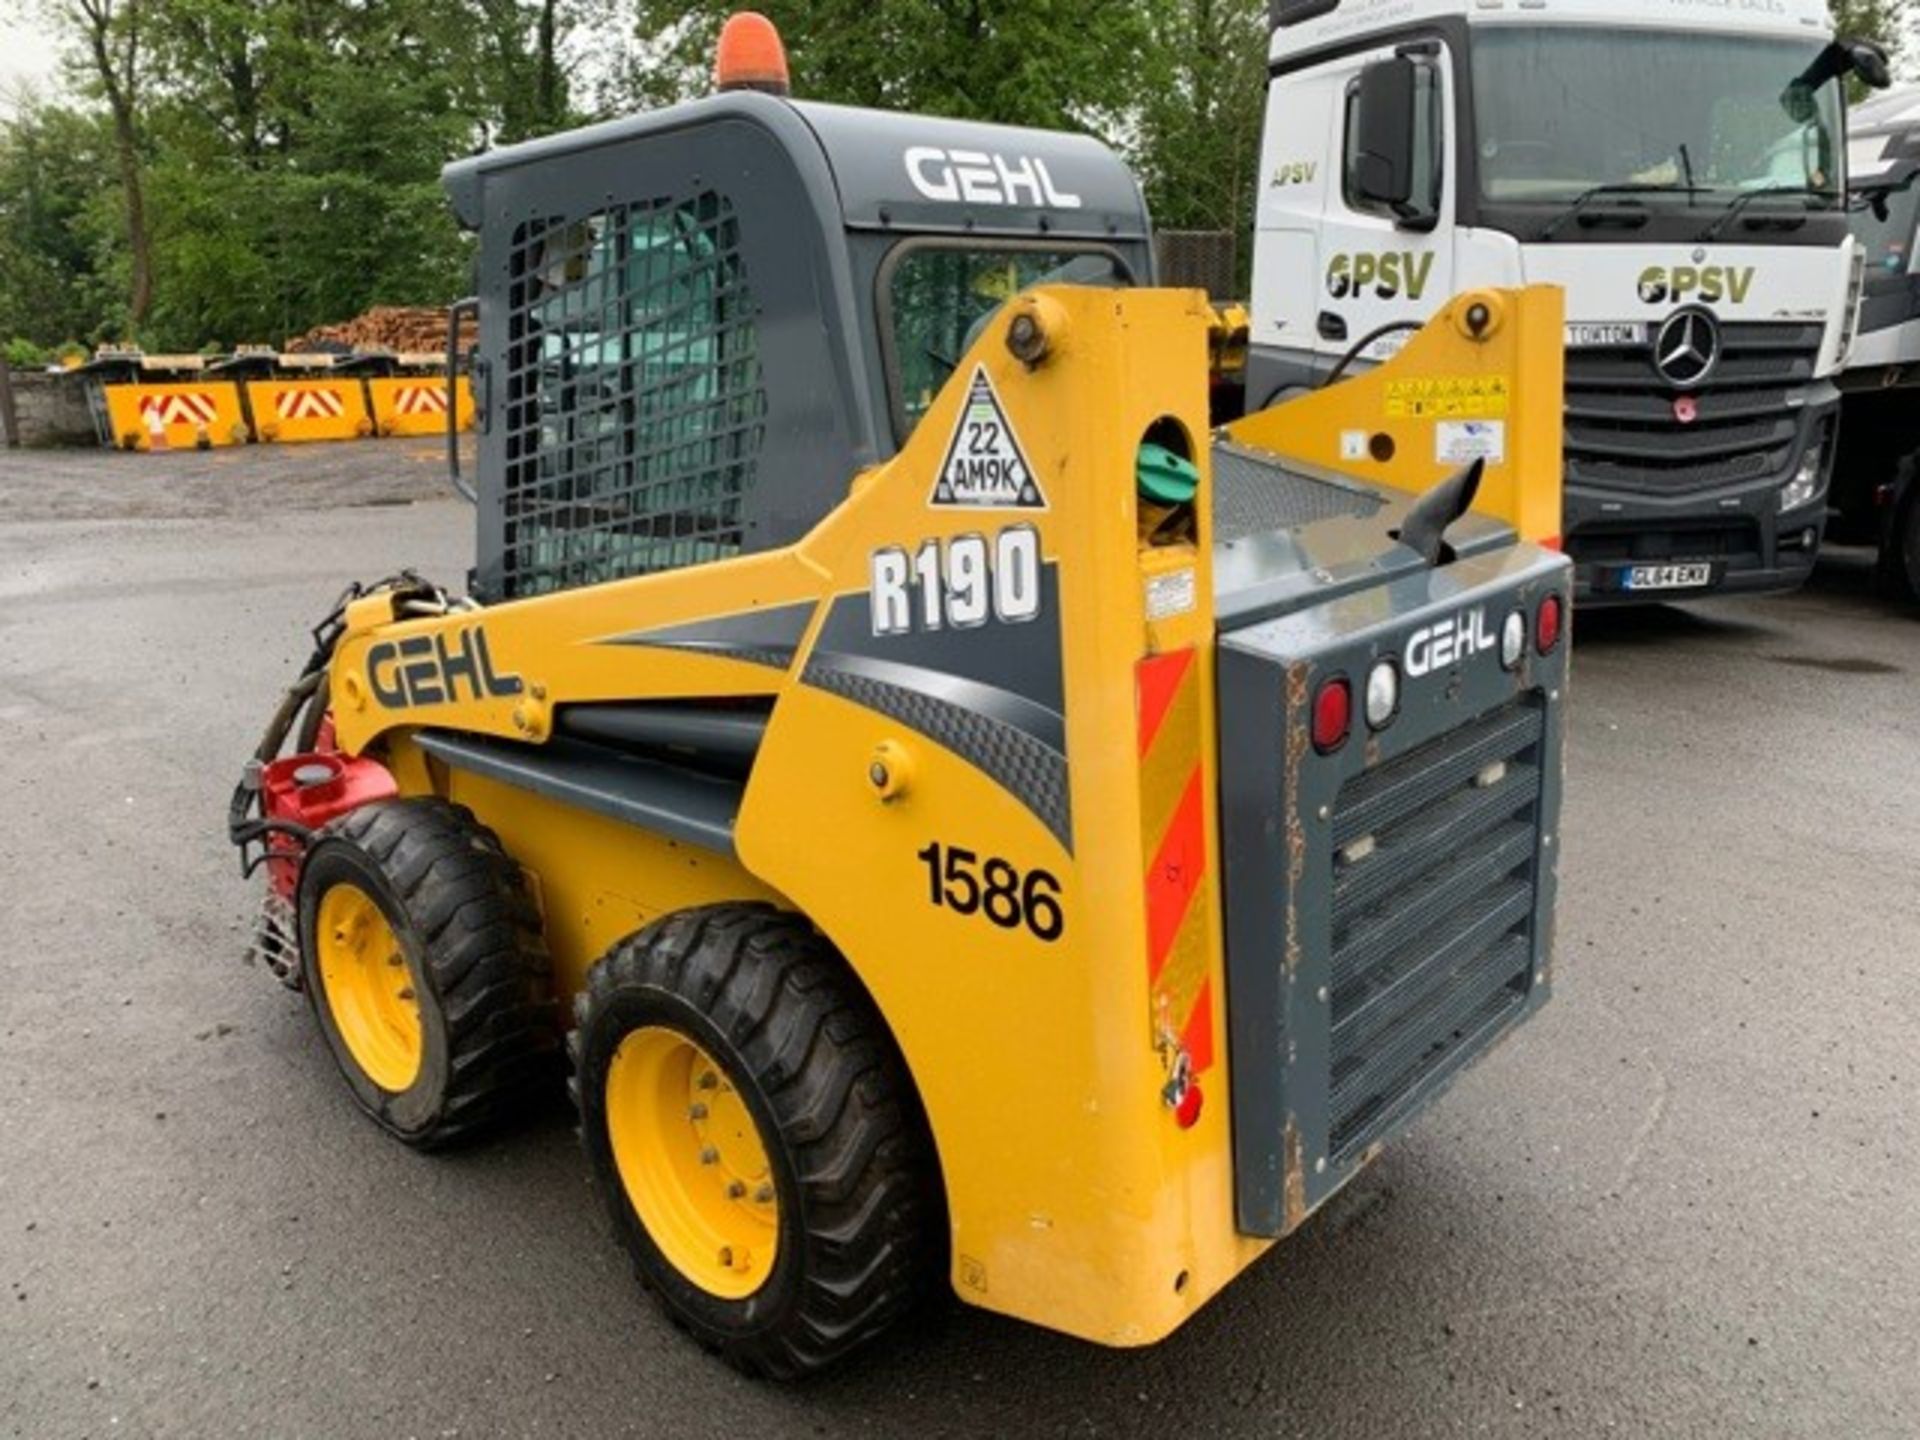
[{"left": 288, "top": 306, "right": 451, "bottom": 355}]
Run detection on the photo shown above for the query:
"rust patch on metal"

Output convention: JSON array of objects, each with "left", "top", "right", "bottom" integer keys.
[
  {"left": 1281, "top": 1115, "right": 1309, "bottom": 1233},
  {"left": 1282, "top": 661, "right": 1310, "bottom": 978}
]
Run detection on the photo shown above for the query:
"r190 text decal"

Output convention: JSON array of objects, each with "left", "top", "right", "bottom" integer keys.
[{"left": 870, "top": 525, "right": 1041, "bottom": 636}]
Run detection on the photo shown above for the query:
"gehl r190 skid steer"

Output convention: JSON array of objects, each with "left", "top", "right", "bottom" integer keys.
[{"left": 228, "top": 15, "right": 1571, "bottom": 1378}]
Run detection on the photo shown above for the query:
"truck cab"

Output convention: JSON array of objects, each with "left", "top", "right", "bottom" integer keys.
[{"left": 1251, "top": 0, "right": 1885, "bottom": 604}]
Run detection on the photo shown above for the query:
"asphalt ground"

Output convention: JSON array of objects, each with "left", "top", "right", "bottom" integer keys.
[{"left": 1, "top": 441, "right": 1916, "bottom": 1438}]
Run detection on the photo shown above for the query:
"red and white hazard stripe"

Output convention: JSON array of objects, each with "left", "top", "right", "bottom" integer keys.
[
  {"left": 276, "top": 388, "right": 347, "bottom": 421},
  {"left": 394, "top": 383, "right": 449, "bottom": 416},
  {"left": 139, "top": 393, "right": 218, "bottom": 426}
]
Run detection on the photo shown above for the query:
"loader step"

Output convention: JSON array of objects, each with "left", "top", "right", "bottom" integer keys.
[{"left": 415, "top": 730, "right": 744, "bottom": 854}]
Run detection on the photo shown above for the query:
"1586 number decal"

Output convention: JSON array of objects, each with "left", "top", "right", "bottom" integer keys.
[{"left": 915, "top": 841, "right": 1064, "bottom": 942}]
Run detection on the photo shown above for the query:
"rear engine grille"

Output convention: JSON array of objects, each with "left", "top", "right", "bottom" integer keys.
[
  {"left": 1326, "top": 701, "right": 1544, "bottom": 1161},
  {"left": 1564, "top": 322, "right": 1820, "bottom": 496}
]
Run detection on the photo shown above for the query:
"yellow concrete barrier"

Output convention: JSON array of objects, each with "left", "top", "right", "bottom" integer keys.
[
  {"left": 248, "top": 378, "right": 373, "bottom": 444},
  {"left": 367, "top": 375, "right": 475, "bottom": 438},
  {"left": 104, "top": 382, "right": 250, "bottom": 450}
]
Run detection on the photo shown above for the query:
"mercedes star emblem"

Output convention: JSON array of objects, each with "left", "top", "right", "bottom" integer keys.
[{"left": 1653, "top": 307, "right": 1720, "bottom": 388}]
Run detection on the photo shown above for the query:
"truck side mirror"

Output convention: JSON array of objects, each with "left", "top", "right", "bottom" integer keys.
[
  {"left": 1846, "top": 38, "right": 1892, "bottom": 90},
  {"left": 1351, "top": 57, "right": 1439, "bottom": 228}
]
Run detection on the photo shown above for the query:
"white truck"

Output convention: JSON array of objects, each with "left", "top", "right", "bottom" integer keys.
[
  {"left": 1249, "top": 0, "right": 1887, "bottom": 604},
  {"left": 1832, "top": 84, "right": 1920, "bottom": 601}
]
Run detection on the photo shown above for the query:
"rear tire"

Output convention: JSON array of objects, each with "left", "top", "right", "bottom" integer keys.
[
  {"left": 1877, "top": 462, "right": 1920, "bottom": 605},
  {"left": 298, "top": 798, "right": 557, "bottom": 1148},
  {"left": 571, "top": 903, "right": 939, "bottom": 1379}
]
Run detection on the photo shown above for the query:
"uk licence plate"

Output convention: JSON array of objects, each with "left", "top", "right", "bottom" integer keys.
[{"left": 1621, "top": 561, "right": 1714, "bottom": 592}]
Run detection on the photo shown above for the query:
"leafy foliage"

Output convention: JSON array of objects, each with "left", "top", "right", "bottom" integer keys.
[{"left": 0, "top": 0, "right": 1907, "bottom": 351}]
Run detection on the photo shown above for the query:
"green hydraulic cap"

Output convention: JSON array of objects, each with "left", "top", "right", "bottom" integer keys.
[{"left": 1137, "top": 442, "right": 1200, "bottom": 505}]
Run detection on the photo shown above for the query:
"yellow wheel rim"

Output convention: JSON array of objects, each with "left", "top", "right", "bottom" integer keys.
[
  {"left": 605, "top": 1026, "right": 780, "bottom": 1299},
  {"left": 315, "top": 882, "right": 423, "bottom": 1093}
]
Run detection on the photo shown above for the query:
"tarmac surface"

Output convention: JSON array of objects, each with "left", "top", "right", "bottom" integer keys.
[{"left": 1, "top": 442, "right": 1916, "bottom": 1438}]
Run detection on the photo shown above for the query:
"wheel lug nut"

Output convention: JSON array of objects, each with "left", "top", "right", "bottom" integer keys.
[
  {"left": 754, "top": 1184, "right": 774, "bottom": 1204},
  {"left": 396, "top": 988, "right": 415, "bottom": 1001},
  {"left": 387, "top": 953, "right": 404, "bottom": 968},
  {"left": 688, "top": 1103, "right": 708, "bottom": 1120},
  {"left": 700, "top": 1146, "right": 719, "bottom": 1165},
  {"left": 727, "top": 1181, "right": 746, "bottom": 1199},
  {"left": 697, "top": 1071, "right": 718, "bottom": 1090}
]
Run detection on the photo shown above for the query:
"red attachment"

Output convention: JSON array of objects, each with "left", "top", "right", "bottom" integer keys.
[
  {"left": 1174, "top": 1081, "right": 1204, "bottom": 1130},
  {"left": 1536, "top": 593, "right": 1565, "bottom": 655},
  {"left": 1311, "top": 676, "right": 1352, "bottom": 754},
  {"left": 260, "top": 751, "right": 397, "bottom": 897}
]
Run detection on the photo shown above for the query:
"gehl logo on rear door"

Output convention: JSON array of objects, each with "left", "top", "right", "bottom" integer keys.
[
  {"left": 366, "top": 627, "right": 522, "bottom": 709},
  {"left": 1405, "top": 608, "right": 1496, "bottom": 678}
]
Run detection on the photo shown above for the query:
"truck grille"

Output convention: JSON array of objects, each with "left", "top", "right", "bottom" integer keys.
[
  {"left": 1564, "top": 322, "right": 1820, "bottom": 496},
  {"left": 1326, "top": 701, "right": 1545, "bottom": 1161}
]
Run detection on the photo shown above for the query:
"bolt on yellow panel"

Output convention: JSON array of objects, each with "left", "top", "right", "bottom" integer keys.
[
  {"left": 103, "top": 381, "right": 251, "bottom": 450},
  {"left": 247, "top": 377, "right": 374, "bottom": 444}
]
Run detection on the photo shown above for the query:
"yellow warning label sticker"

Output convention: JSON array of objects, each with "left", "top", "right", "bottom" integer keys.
[{"left": 1382, "top": 374, "right": 1511, "bottom": 420}]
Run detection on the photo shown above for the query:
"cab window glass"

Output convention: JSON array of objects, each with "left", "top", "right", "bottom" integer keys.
[{"left": 885, "top": 246, "right": 1128, "bottom": 438}]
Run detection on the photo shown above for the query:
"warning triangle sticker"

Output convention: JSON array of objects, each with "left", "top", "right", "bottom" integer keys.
[{"left": 929, "top": 367, "right": 1046, "bottom": 510}]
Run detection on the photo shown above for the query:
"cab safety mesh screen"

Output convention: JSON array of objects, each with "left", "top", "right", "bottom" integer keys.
[{"left": 501, "top": 192, "right": 767, "bottom": 597}]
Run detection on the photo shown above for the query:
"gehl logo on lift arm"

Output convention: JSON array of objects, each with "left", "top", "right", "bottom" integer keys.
[{"left": 366, "top": 626, "right": 522, "bottom": 709}]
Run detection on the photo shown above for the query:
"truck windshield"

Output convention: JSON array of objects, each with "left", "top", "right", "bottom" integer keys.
[
  {"left": 1852, "top": 180, "right": 1920, "bottom": 294},
  {"left": 885, "top": 245, "right": 1129, "bottom": 438},
  {"left": 1471, "top": 29, "right": 1844, "bottom": 213}
]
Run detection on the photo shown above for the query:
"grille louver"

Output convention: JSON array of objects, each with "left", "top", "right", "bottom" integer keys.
[{"left": 1326, "top": 701, "right": 1545, "bottom": 1161}]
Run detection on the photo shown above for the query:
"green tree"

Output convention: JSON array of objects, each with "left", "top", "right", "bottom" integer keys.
[
  {"left": 1133, "top": 0, "right": 1269, "bottom": 240},
  {"left": 1829, "top": 0, "right": 1907, "bottom": 59},
  {"left": 0, "top": 100, "right": 121, "bottom": 345},
  {"left": 619, "top": 0, "right": 1152, "bottom": 134}
]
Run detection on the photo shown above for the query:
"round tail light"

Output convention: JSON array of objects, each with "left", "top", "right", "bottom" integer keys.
[
  {"left": 1364, "top": 659, "right": 1400, "bottom": 730},
  {"left": 1536, "top": 593, "right": 1564, "bottom": 654},
  {"left": 1500, "top": 610, "right": 1526, "bottom": 670},
  {"left": 1312, "top": 676, "right": 1352, "bottom": 754}
]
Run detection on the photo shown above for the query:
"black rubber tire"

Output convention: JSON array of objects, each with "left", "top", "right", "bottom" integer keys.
[
  {"left": 571, "top": 903, "right": 940, "bottom": 1379},
  {"left": 298, "top": 797, "right": 558, "bottom": 1148},
  {"left": 1877, "top": 461, "right": 1920, "bottom": 606}
]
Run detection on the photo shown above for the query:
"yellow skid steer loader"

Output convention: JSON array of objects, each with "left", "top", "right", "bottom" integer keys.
[{"left": 228, "top": 18, "right": 1571, "bottom": 1378}]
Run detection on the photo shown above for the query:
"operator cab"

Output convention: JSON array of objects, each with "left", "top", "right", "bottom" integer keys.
[{"left": 442, "top": 88, "right": 1152, "bottom": 601}]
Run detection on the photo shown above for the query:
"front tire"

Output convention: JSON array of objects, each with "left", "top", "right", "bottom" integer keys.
[
  {"left": 298, "top": 798, "right": 557, "bottom": 1147},
  {"left": 571, "top": 904, "right": 939, "bottom": 1378}
]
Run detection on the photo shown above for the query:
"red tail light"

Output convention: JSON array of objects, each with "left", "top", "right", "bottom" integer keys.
[
  {"left": 1536, "top": 593, "right": 1564, "bottom": 654},
  {"left": 1312, "top": 676, "right": 1352, "bottom": 754}
]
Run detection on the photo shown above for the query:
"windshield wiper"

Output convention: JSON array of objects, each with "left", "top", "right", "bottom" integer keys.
[
  {"left": 1697, "top": 185, "right": 1835, "bottom": 242},
  {"left": 1539, "top": 183, "right": 1697, "bottom": 241}
]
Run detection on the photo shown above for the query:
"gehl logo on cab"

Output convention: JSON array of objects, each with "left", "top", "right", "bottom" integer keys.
[
  {"left": 1637, "top": 264, "right": 1755, "bottom": 305},
  {"left": 366, "top": 626, "right": 522, "bottom": 709},
  {"left": 1327, "top": 250, "right": 1434, "bottom": 302},
  {"left": 905, "top": 147, "right": 1083, "bottom": 209}
]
